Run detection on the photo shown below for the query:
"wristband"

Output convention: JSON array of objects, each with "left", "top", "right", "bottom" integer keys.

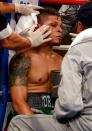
[{"left": 0, "top": 24, "right": 13, "bottom": 40}]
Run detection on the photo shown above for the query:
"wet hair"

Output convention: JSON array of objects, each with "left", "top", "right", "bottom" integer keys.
[
  {"left": 37, "top": 7, "right": 60, "bottom": 23},
  {"left": 77, "top": 2, "right": 92, "bottom": 27}
]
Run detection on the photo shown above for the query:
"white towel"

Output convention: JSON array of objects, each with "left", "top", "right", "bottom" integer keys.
[{"left": 15, "top": 10, "right": 39, "bottom": 34}]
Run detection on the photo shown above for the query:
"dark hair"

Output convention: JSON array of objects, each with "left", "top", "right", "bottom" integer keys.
[
  {"left": 37, "top": 7, "right": 60, "bottom": 23},
  {"left": 77, "top": 2, "right": 92, "bottom": 27}
]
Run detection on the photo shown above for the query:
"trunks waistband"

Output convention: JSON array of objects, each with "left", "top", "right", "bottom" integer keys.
[{"left": 27, "top": 93, "right": 54, "bottom": 114}]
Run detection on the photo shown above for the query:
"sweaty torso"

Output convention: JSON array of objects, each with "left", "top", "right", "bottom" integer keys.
[{"left": 23, "top": 49, "right": 62, "bottom": 93}]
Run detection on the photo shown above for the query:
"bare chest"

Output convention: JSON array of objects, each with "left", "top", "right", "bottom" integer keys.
[{"left": 27, "top": 55, "right": 61, "bottom": 84}]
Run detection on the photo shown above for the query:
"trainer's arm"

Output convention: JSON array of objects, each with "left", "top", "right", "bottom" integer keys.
[
  {"left": 0, "top": 32, "right": 31, "bottom": 50},
  {"left": 0, "top": 2, "right": 15, "bottom": 14}
]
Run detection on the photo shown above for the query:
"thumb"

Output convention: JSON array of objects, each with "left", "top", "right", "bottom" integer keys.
[
  {"left": 69, "top": 33, "right": 77, "bottom": 37},
  {"left": 29, "top": 24, "right": 37, "bottom": 32},
  {"left": 19, "top": 25, "right": 36, "bottom": 35},
  {"left": 27, "top": 24, "right": 37, "bottom": 35}
]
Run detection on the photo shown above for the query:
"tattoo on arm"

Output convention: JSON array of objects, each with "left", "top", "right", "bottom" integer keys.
[{"left": 9, "top": 55, "right": 31, "bottom": 87}]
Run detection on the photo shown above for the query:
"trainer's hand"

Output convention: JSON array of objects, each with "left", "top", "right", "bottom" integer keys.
[
  {"left": 15, "top": 3, "right": 43, "bottom": 15},
  {"left": 69, "top": 33, "right": 77, "bottom": 41},
  {"left": 26, "top": 25, "right": 52, "bottom": 47}
]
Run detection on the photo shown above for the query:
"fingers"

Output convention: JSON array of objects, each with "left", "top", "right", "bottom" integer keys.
[
  {"left": 26, "top": 25, "right": 38, "bottom": 34},
  {"left": 31, "top": 5, "right": 44, "bottom": 10},
  {"left": 43, "top": 31, "right": 51, "bottom": 39},
  {"left": 29, "top": 25, "right": 37, "bottom": 32},
  {"left": 69, "top": 33, "right": 77, "bottom": 37},
  {"left": 19, "top": 25, "right": 36, "bottom": 35},
  {"left": 15, "top": 4, "right": 43, "bottom": 15},
  {"left": 37, "top": 25, "right": 49, "bottom": 34},
  {"left": 43, "top": 38, "right": 52, "bottom": 43},
  {"left": 43, "top": 30, "right": 52, "bottom": 43}
]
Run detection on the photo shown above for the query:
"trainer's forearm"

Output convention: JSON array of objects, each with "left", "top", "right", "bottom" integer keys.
[
  {"left": 0, "top": 32, "right": 31, "bottom": 50},
  {"left": 0, "top": 2, "right": 15, "bottom": 14}
]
